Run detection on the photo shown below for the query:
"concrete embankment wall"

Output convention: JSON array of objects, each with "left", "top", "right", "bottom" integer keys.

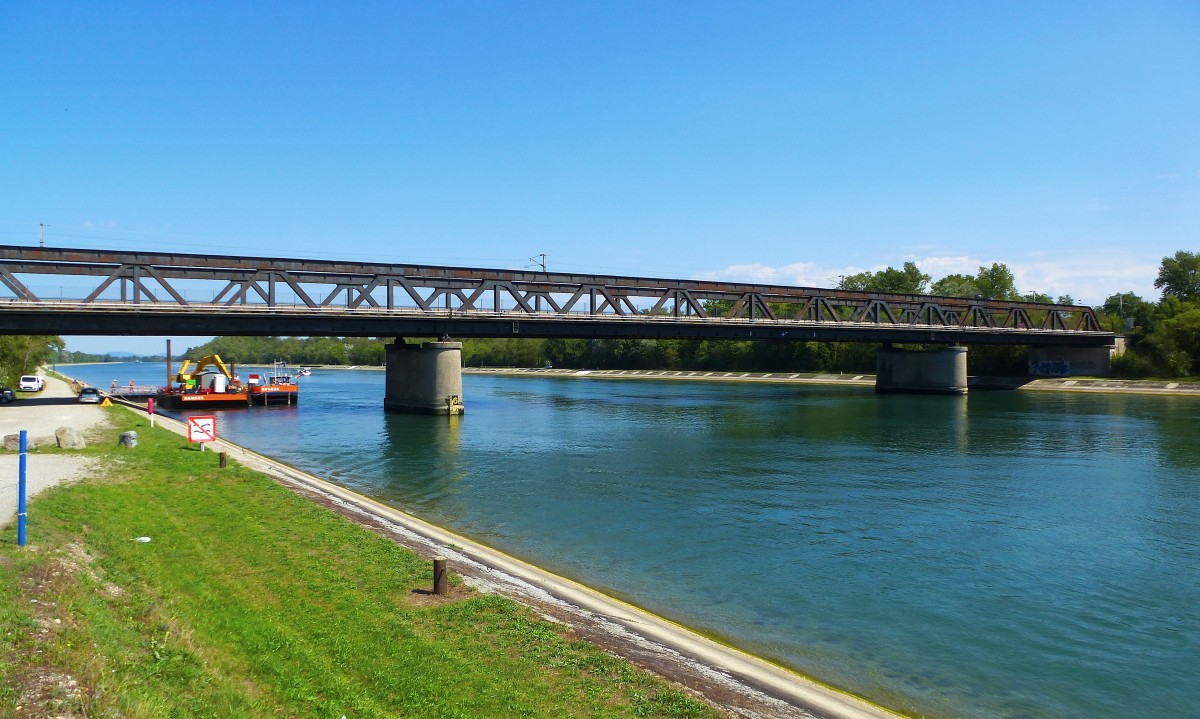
[
  {"left": 463, "top": 367, "right": 1200, "bottom": 396},
  {"left": 1027, "top": 346, "right": 1114, "bottom": 377}
]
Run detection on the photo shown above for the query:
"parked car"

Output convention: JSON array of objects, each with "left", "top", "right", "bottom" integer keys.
[
  {"left": 78, "top": 386, "right": 102, "bottom": 403},
  {"left": 18, "top": 375, "right": 44, "bottom": 392},
  {"left": 0, "top": 388, "right": 16, "bottom": 403}
]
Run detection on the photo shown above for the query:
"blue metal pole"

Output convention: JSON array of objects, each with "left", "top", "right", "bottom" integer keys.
[{"left": 17, "top": 430, "right": 27, "bottom": 547}]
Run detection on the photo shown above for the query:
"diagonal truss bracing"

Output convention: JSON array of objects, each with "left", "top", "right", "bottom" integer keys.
[{"left": 0, "top": 245, "right": 1109, "bottom": 340}]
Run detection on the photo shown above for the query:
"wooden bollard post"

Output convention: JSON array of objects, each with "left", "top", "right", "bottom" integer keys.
[
  {"left": 433, "top": 556, "right": 448, "bottom": 595},
  {"left": 219, "top": 451, "right": 228, "bottom": 469}
]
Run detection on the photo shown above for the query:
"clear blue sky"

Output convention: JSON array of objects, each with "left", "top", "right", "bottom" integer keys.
[{"left": 2, "top": 1, "right": 1197, "bottom": 354}]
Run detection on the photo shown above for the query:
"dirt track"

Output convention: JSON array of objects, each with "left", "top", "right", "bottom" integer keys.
[{"left": 0, "top": 374, "right": 108, "bottom": 526}]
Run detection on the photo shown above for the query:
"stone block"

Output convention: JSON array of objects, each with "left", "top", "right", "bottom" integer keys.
[
  {"left": 3, "top": 433, "right": 26, "bottom": 451},
  {"left": 55, "top": 426, "right": 87, "bottom": 449}
]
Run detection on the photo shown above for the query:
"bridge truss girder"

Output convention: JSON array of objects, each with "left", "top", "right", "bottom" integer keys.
[{"left": 0, "top": 245, "right": 1110, "bottom": 344}]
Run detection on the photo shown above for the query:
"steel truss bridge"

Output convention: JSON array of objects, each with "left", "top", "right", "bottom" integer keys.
[{"left": 0, "top": 245, "right": 1113, "bottom": 347}]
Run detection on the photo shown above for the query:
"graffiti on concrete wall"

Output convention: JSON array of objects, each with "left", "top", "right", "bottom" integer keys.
[{"left": 1029, "top": 360, "right": 1071, "bottom": 377}]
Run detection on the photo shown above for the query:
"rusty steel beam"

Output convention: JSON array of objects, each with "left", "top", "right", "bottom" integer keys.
[
  {"left": 0, "top": 244, "right": 1113, "bottom": 345},
  {"left": 0, "top": 304, "right": 1116, "bottom": 347},
  {"left": 0, "top": 244, "right": 1088, "bottom": 310}
]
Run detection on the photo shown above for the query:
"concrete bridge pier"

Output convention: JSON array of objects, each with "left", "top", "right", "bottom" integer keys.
[
  {"left": 384, "top": 340, "right": 465, "bottom": 414},
  {"left": 876, "top": 345, "right": 968, "bottom": 395}
]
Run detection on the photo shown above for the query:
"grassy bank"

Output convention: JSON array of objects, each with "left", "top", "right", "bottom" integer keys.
[{"left": 1, "top": 408, "right": 718, "bottom": 718}]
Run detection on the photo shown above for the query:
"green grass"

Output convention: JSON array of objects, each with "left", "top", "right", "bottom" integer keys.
[{"left": 1, "top": 409, "right": 718, "bottom": 718}]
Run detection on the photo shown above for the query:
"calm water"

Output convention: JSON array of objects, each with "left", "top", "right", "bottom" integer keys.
[{"left": 66, "top": 364, "right": 1200, "bottom": 719}]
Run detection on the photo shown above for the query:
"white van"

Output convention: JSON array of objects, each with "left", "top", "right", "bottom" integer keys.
[{"left": 18, "top": 375, "right": 44, "bottom": 392}]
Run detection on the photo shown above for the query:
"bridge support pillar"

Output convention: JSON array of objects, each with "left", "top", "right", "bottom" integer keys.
[
  {"left": 384, "top": 340, "right": 465, "bottom": 414},
  {"left": 876, "top": 345, "right": 967, "bottom": 395},
  {"left": 1027, "top": 346, "right": 1112, "bottom": 377}
]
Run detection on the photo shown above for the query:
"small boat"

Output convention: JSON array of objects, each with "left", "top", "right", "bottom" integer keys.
[
  {"left": 246, "top": 360, "right": 301, "bottom": 406},
  {"left": 295, "top": 367, "right": 312, "bottom": 377}
]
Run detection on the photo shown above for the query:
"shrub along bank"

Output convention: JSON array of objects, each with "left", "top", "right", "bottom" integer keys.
[{"left": 0, "top": 408, "right": 716, "bottom": 718}]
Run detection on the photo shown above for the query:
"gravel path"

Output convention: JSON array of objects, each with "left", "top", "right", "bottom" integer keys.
[{"left": 0, "top": 373, "right": 109, "bottom": 527}]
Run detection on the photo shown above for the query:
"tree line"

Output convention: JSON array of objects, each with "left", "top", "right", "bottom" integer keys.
[
  {"left": 805, "top": 251, "right": 1200, "bottom": 377},
  {"left": 181, "top": 336, "right": 386, "bottom": 367},
  {"left": 1101, "top": 251, "right": 1200, "bottom": 377}
]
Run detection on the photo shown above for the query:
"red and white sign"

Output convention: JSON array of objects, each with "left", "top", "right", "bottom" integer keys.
[{"left": 186, "top": 415, "right": 217, "bottom": 444}]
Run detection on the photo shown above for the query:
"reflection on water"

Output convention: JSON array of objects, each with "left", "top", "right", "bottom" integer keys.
[
  {"left": 376, "top": 412, "right": 466, "bottom": 510},
  {"left": 60, "top": 363, "right": 1200, "bottom": 719}
]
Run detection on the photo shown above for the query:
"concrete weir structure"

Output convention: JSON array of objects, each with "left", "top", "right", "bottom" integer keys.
[
  {"left": 384, "top": 340, "right": 465, "bottom": 414},
  {"left": 875, "top": 345, "right": 968, "bottom": 395}
]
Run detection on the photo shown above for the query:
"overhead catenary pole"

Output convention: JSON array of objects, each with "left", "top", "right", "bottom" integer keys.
[{"left": 529, "top": 253, "right": 547, "bottom": 312}]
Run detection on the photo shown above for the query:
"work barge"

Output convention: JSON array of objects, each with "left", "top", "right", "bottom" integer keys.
[{"left": 155, "top": 351, "right": 301, "bottom": 409}]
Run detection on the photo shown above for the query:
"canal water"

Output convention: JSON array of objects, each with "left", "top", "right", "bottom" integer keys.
[{"left": 64, "top": 364, "right": 1199, "bottom": 719}]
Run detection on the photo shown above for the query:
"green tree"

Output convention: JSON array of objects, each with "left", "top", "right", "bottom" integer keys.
[
  {"left": 930, "top": 273, "right": 980, "bottom": 298},
  {"left": 346, "top": 337, "right": 387, "bottom": 365},
  {"left": 837, "top": 271, "right": 875, "bottom": 292},
  {"left": 838, "top": 262, "right": 930, "bottom": 294},
  {"left": 1138, "top": 302, "right": 1200, "bottom": 376},
  {"left": 543, "top": 338, "right": 587, "bottom": 367},
  {"left": 1102, "top": 292, "right": 1144, "bottom": 317},
  {"left": 183, "top": 336, "right": 394, "bottom": 366},
  {"left": 974, "top": 263, "right": 1020, "bottom": 301},
  {"left": 967, "top": 345, "right": 1029, "bottom": 375},
  {"left": 701, "top": 299, "right": 734, "bottom": 317},
  {"left": 1154, "top": 250, "right": 1200, "bottom": 302},
  {"left": 461, "top": 338, "right": 547, "bottom": 368},
  {"left": 0, "top": 335, "right": 64, "bottom": 386},
  {"left": 931, "top": 263, "right": 1019, "bottom": 301},
  {"left": 1099, "top": 292, "right": 1149, "bottom": 332}
]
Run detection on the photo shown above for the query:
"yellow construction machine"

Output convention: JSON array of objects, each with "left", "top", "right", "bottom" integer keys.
[{"left": 175, "top": 354, "right": 240, "bottom": 390}]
